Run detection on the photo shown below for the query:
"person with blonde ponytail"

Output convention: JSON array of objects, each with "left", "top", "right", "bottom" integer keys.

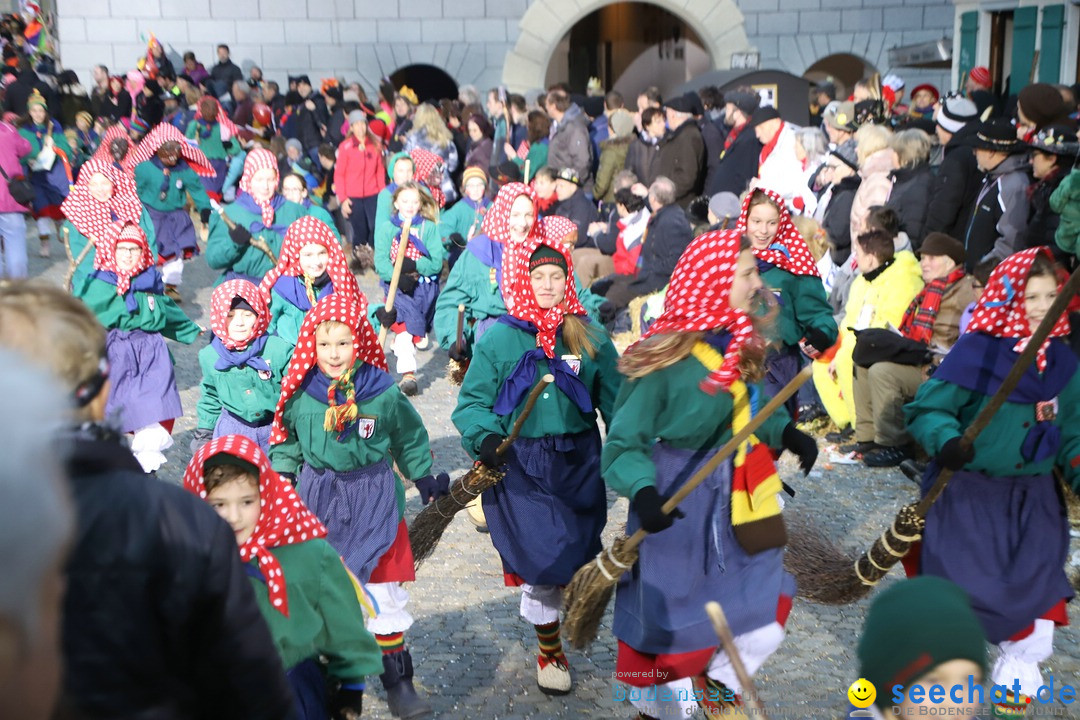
[
  {"left": 601, "top": 230, "right": 818, "bottom": 719},
  {"left": 451, "top": 235, "right": 621, "bottom": 696}
]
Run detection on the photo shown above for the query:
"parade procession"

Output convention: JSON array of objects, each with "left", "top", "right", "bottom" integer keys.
[{"left": 2, "top": 1, "right": 1080, "bottom": 718}]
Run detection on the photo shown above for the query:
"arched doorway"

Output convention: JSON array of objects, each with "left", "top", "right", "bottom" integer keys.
[
  {"left": 545, "top": 3, "right": 711, "bottom": 98},
  {"left": 803, "top": 54, "right": 879, "bottom": 99},
  {"left": 503, "top": 0, "right": 749, "bottom": 93},
  {"left": 389, "top": 65, "right": 459, "bottom": 104}
]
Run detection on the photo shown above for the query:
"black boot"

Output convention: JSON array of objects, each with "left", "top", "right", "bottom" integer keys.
[{"left": 380, "top": 649, "right": 432, "bottom": 719}]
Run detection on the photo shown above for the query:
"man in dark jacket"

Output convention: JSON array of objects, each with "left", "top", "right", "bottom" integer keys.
[
  {"left": 924, "top": 95, "right": 983, "bottom": 239},
  {"left": 294, "top": 75, "right": 329, "bottom": 164},
  {"left": 623, "top": 106, "right": 663, "bottom": 186},
  {"left": 209, "top": 44, "right": 243, "bottom": 101},
  {"left": 3, "top": 61, "right": 55, "bottom": 116},
  {"left": 545, "top": 89, "right": 593, "bottom": 187},
  {"left": 707, "top": 87, "right": 761, "bottom": 196},
  {"left": 549, "top": 167, "right": 598, "bottom": 244},
  {"left": 656, "top": 92, "right": 705, "bottom": 207},
  {"left": 820, "top": 141, "right": 861, "bottom": 266},
  {"left": 960, "top": 118, "right": 1031, "bottom": 269}
]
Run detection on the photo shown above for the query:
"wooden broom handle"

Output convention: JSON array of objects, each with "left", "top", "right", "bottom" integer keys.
[
  {"left": 455, "top": 304, "right": 465, "bottom": 346},
  {"left": 622, "top": 364, "right": 812, "bottom": 555},
  {"left": 705, "top": 602, "right": 770, "bottom": 719},
  {"left": 496, "top": 374, "right": 553, "bottom": 458},
  {"left": 377, "top": 218, "right": 412, "bottom": 346}
]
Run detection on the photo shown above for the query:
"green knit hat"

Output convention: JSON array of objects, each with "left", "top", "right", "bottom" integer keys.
[
  {"left": 386, "top": 151, "right": 413, "bottom": 180},
  {"left": 529, "top": 245, "right": 567, "bottom": 274},
  {"left": 858, "top": 577, "right": 987, "bottom": 709}
]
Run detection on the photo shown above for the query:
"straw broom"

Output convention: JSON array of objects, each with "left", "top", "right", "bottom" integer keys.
[
  {"left": 786, "top": 265, "right": 1080, "bottom": 605},
  {"left": 61, "top": 226, "right": 94, "bottom": 293},
  {"left": 705, "top": 601, "right": 769, "bottom": 719},
  {"left": 563, "top": 365, "right": 812, "bottom": 649},
  {"left": 410, "top": 374, "right": 553, "bottom": 569},
  {"left": 211, "top": 200, "right": 278, "bottom": 265},
  {"left": 447, "top": 304, "right": 468, "bottom": 385},
  {"left": 377, "top": 218, "right": 413, "bottom": 347}
]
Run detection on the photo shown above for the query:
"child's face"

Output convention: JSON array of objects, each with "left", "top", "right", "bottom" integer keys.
[
  {"left": 392, "top": 159, "right": 414, "bottom": 186},
  {"left": 728, "top": 249, "right": 764, "bottom": 313},
  {"left": 896, "top": 659, "right": 982, "bottom": 717},
  {"left": 76, "top": 116, "right": 90, "bottom": 132},
  {"left": 913, "top": 89, "right": 935, "bottom": 108},
  {"left": 1024, "top": 274, "right": 1059, "bottom": 334},
  {"left": 286, "top": 146, "right": 301, "bottom": 161},
  {"left": 319, "top": 154, "right": 334, "bottom": 170},
  {"left": 507, "top": 195, "right": 536, "bottom": 244},
  {"left": 530, "top": 265, "right": 567, "bottom": 309},
  {"left": 227, "top": 308, "right": 258, "bottom": 344},
  {"left": 464, "top": 178, "right": 486, "bottom": 202},
  {"left": 298, "top": 243, "right": 329, "bottom": 278},
  {"left": 315, "top": 322, "right": 355, "bottom": 378},
  {"left": 87, "top": 173, "right": 115, "bottom": 203},
  {"left": 248, "top": 168, "right": 277, "bottom": 202},
  {"left": 395, "top": 189, "right": 421, "bottom": 219},
  {"left": 532, "top": 175, "right": 555, "bottom": 198},
  {"left": 29, "top": 105, "right": 46, "bottom": 125},
  {"left": 206, "top": 478, "right": 261, "bottom": 546},
  {"left": 113, "top": 241, "right": 142, "bottom": 273},
  {"left": 745, "top": 202, "right": 780, "bottom": 249},
  {"left": 280, "top": 176, "right": 305, "bottom": 205}
]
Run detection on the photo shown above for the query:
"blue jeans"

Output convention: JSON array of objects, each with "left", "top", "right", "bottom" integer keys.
[{"left": 0, "top": 212, "right": 27, "bottom": 278}]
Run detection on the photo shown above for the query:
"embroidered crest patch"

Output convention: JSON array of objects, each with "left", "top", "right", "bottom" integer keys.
[{"left": 357, "top": 416, "right": 376, "bottom": 439}]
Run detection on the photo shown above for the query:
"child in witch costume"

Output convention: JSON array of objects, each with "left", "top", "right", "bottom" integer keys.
[
  {"left": 206, "top": 148, "right": 308, "bottom": 285},
  {"left": 185, "top": 436, "right": 382, "bottom": 720},
  {"left": 372, "top": 181, "right": 445, "bottom": 396},
  {"left": 452, "top": 238, "right": 621, "bottom": 695},
  {"left": 74, "top": 221, "right": 202, "bottom": 473},
  {"left": 374, "top": 151, "right": 415, "bottom": 236},
  {"left": 601, "top": 230, "right": 819, "bottom": 720},
  {"left": 20, "top": 89, "right": 74, "bottom": 258},
  {"left": 129, "top": 122, "right": 214, "bottom": 302},
  {"left": 60, "top": 156, "right": 155, "bottom": 286},
  {"left": 736, "top": 188, "right": 837, "bottom": 418},
  {"left": 194, "top": 279, "right": 293, "bottom": 454},
  {"left": 438, "top": 165, "right": 490, "bottom": 269},
  {"left": 904, "top": 247, "right": 1080, "bottom": 718},
  {"left": 270, "top": 295, "right": 444, "bottom": 720},
  {"left": 186, "top": 96, "right": 244, "bottom": 201},
  {"left": 261, "top": 215, "right": 362, "bottom": 347}
]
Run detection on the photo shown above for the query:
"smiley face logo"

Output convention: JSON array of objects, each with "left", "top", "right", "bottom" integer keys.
[{"left": 848, "top": 678, "right": 876, "bottom": 708}]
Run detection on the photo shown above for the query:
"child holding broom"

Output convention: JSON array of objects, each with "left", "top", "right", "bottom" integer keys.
[
  {"left": 451, "top": 234, "right": 621, "bottom": 695},
  {"left": 184, "top": 436, "right": 383, "bottom": 720},
  {"left": 438, "top": 166, "right": 490, "bottom": 269},
  {"left": 903, "top": 247, "right": 1080, "bottom": 717},
  {"left": 600, "top": 230, "right": 818, "bottom": 719},
  {"left": 269, "top": 294, "right": 446, "bottom": 720}
]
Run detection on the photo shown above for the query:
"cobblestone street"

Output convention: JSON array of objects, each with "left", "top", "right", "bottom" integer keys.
[{"left": 33, "top": 238, "right": 1080, "bottom": 719}]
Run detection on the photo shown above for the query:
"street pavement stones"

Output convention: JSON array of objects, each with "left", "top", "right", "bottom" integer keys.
[{"left": 28, "top": 234, "right": 1080, "bottom": 718}]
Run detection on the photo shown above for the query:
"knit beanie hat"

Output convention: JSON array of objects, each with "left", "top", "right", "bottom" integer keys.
[
  {"left": 130, "top": 116, "right": 150, "bottom": 135},
  {"left": 858, "top": 577, "right": 987, "bottom": 709},
  {"left": 27, "top": 89, "right": 47, "bottom": 111},
  {"left": 829, "top": 139, "right": 859, "bottom": 171},
  {"left": 284, "top": 138, "right": 303, "bottom": 154},
  {"left": 529, "top": 244, "right": 568, "bottom": 274},
  {"left": 1018, "top": 83, "right": 1071, "bottom": 129},
  {"left": 708, "top": 192, "right": 741, "bottom": 225},
  {"left": 347, "top": 109, "right": 366, "bottom": 126},
  {"left": 920, "top": 232, "right": 966, "bottom": 267},
  {"left": 462, "top": 166, "right": 487, "bottom": 187},
  {"left": 936, "top": 96, "right": 978, "bottom": 134},
  {"left": 609, "top": 108, "right": 635, "bottom": 138},
  {"left": 969, "top": 66, "right": 992, "bottom": 90}
]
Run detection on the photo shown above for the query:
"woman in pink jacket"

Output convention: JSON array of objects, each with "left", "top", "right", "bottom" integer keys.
[{"left": 0, "top": 119, "right": 32, "bottom": 278}]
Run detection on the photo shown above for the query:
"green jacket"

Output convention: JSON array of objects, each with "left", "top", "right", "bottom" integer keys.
[
  {"left": 601, "top": 353, "right": 790, "bottom": 500},
  {"left": 513, "top": 141, "right": 548, "bottom": 182},
  {"left": 185, "top": 120, "right": 241, "bottom": 160},
  {"left": 19, "top": 125, "right": 73, "bottom": 168},
  {"left": 267, "top": 278, "right": 336, "bottom": 347},
  {"left": 374, "top": 217, "right": 445, "bottom": 282},
  {"left": 196, "top": 335, "right": 293, "bottom": 429},
  {"left": 374, "top": 188, "right": 394, "bottom": 235},
  {"left": 134, "top": 160, "right": 211, "bottom": 213},
  {"left": 74, "top": 272, "right": 201, "bottom": 341},
  {"left": 760, "top": 266, "right": 838, "bottom": 349},
  {"left": 594, "top": 137, "right": 631, "bottom": 204},
  {"left": 248, "top": 540, "right": 382, "bottom": 680},
  {"left": 205, "top": 199, "right": 308, "bottom": 284},
  {"left": 63, "top": 213, "right": 158, "bottom": 288},
  {"left": 451, "top": 319, "right": 622, "bottom": 458},
  {"left": 437, "top": 199, "right": 488, "bottom": 250}
]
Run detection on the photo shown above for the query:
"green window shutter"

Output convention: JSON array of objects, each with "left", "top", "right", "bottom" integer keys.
[
  {"left": 1038, "top": 5, "right": 1065, "bottom": 84},
  {"left": 1010, "top": 6, "right": 1038, "bottom": 92},
  {"left": 959, "top": 11, "right": 979, "bottom": 90}
]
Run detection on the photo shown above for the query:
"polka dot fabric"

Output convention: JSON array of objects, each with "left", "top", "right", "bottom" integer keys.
[
  {"left": 270, "top": 294, "right": 387, "bottom": 444},
  {"left": 630, "top": 229, "right": 754, "bottom": 392},
  {"left": 95, "top": 222, "right": 154, "bottom": 297},
  {"left": 90, "top": 124, "right": 135, "bottom": 171},
  {"left": 409, "top": 147, "right": 446, "bottom": 208},
  {"left": 257, "top": 215, "right": 362, "bottom": 306},
  {"left": 126, "top": 121, "right": 214, "bottom": 177},
  {"left": 239, "top": 148, "right": 280, "bottom": 228},
  {"left": 966, "top": 247, "right": 1069, "bottom": 371},
  {"left": 480, "top": 183, "right": 542, "bottom": 312},
  {"left": 541, "top": 215, "right": 579, "bottom": 246},
  {"left": 210, "top": 279, "right": 270, "bottom": 351},
  {"left": 502, "top": 235, "right": 587, "bottom": 358},
  {"left": 194, "top": 96, "right": 241, "bottom": 141},
  {"left": 61, "top": 157, "right": 144, "bottom": 243},
  {"left": 735, "top": 187, "right": 820, "bottom": 277},
  {"left": 182, "top": 434, "right": 327, "bottom": 616},
  {"left": 389, "top": 222, "right": 426, "bottom": 264}
]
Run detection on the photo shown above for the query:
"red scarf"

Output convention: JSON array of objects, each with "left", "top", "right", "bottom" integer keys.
[
  {"left": 211, "top": 279, "right": 270, "bottom": 350},
  {"left": 239, "top": 148, "right": 280, "bottom": 228},
  {"left": 723, "top": 122, "right": 745, "bottom": 154},
  {"left": 757, "top": 120, "right": 784, "bottom": 168},
  {"left": 542, "top": 215, "right": 578, "bottom": 246},
  {"left": 126, "top": 122, "right": 214, "bottom": 176},
  {"left": 502, "top": 236, "right": 588, "bottom": 358},
  {"left": 94, "top": 222, "right": 153, "bottom": 296},
  {"left": 898, "top": 267, "right": 967, "bottom": 344},
  {"left": 61, "top": 157, "right": 144, "bottom": 242},
  {"left": 90, "top": 124, "right": 135, "bottom": 171},
  {"left": 258, "top": 215, "right": 361, "bottom": 306},
  {"left": 408, "top": 148, "right": 446, "bottom": 208},
  {"left": 735, "top": 188, "right": 820, "bottom": 277}
]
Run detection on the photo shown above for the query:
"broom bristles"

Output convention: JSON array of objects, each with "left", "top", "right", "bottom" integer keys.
[
  {"left": 409, "top": 465, "right": 504, "bottom": 569},
  {"left": 563, "top": 536, "right": 639, "bottom": 649},
  {"left": 446, "top": 359, "right": 467, "bottom": 386},
  {"left": 783, "top": 515, "right": 868, "bottom": 605}
]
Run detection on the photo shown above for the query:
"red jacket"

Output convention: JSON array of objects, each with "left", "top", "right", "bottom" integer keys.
[{"left": 334, "top": 136, "right": 385, "bottom": 199}]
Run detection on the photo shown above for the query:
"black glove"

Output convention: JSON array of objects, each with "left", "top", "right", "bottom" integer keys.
[
  {"left": 199, "top": 207, "right": 212, "bottom": 225},
  {"left": 632, "top": 485, "right": 684, "bottom": 534},
  {"left": 396, "top": 274, "right": 418, "bottom": 294},
  {"left": 329, "top": 686, "right": 363, "bottom": 720},
  {"left": 415, "top": 472, "right": 451, "bottom": 505},
  {"left": 189, "top": 428, "right": 213, "bottom": 454},
  {"left": 228, "top": 224, "right": 252, "bottom": 246},
  {"left": 448, "top": 340, "right": 469, "bottom": 363},
  {"left": 937, "top": 436, "right": 974, "bottom": 471},
  {"left": 401, "top": 257, "right": 418, "bottom": 274},
  {"left": 374, "top": 306, "right": 397, "bottom": 328},
  {"left": 599, "top": 300, "right": 618, "bottom": 324},
  {"left": 782, "top": 422, "right": 818, "bottom": 475},
  {"left": 804, "top": 326, "right": 834, "bottom": 353},
  {"left": 222, "top": 139, "right": 234, "bottom": 151},
  {"left": 477, "top": 433, "right": 504, "bottom": 468},
  {"left": 449, "top": 232, "right": 466, "bottom": 248},
  {"left": 591, "top": 275, "right": 614, "bottom": 296}
]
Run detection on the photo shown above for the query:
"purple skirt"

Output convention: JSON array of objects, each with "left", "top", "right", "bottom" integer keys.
[
  {"left": 919, "top": 464, "right": 1074, "bottom": 644},
  {"left": 298, "top": 460, "right": 398, "bottom": 583},
  {"left": 104, "top": 329, "right": 182, "bottom": 433},
  {"left": 205, "top": 157, "right": 229, "bottom": 195},
  {"left": 146, "top": 206, "right": 198, "bottom": 260},
  {"left": 613, "top": 443, "right": 794, "bottom": 655},
  {"left": 213, "top": 410, "right": 272, "bottom": 456},
  {"left": 381, "top": 279, "right": 439, "bottom": 337},
  {"left": 765, "top": 344, "right": 802, "bottom": 421},
  {"left": 286, "top": 659, "right": 327, "bottom": 720},
  {"left": 483, "top": 429, "right": 606, "bottom": 586}
]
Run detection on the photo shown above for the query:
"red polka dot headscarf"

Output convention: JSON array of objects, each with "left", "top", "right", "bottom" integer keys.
[
  {"left": 630, "top": 229, "right": 755, "bottom": 392},
  {"left": 61, "top": 157, "right": 144, "bottom": 242},
  {"left": 239, "top": 148, "right": 280, "bottom": 228},
  {"left": 270, "top": 294, "right": 387, "bottom": 444},
  {"left": 502, "top": 236, "right": 588, "bottom": 358},
  {"left": 966, "top": 247, "right": 1069, "bottom": 371},
  {"left": 736, "top": 187, "right": 820, "bottom": 277},
  {"left": 542, "top": 215, "right": 580, "bottom": 247},
  {"left": 409, "top": 147, "right": 446, "bottom": 208},
  {"left": 126, "top": 121, "right": 215, "bottom": 176},
  {"left": 95, "top": 222, "right": 154, "bottom": 297},
  {"left": 90, "top": 123, "right": 135, "bottom": 170},
  {"left": 194, "top": 95, "right": 241, "bottom": 139},
  {"left": 482, "top": 182, "right": 542, "bottom": 309},
  {"left": 183, "top": 434, "right": 327, "bottom": 616},
  {"left": 210, "top": 279, "right": 270, "bottom": 351},
  {"left": 258, "top": 215, "right": 361, "bottom": 306}
]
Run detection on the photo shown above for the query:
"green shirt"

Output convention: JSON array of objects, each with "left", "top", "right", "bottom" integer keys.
[
  {"left": 134, "top": 160, "right": 211, "bottom": 213},
  {"left": 601, "top": 354, "right": 790, "bottom": 500},
  {"left": 760, "top": 266, "right": 837, "bottom": 349},
  {"left": 196, "top": 335, "right": 293, "bottom": 429},
  {"left": 248, "top": 540, "right": 382, "bottom": 681},
  {"left": 185, "top": 120, "right": 241, "bottom": 160},
  {"left": 438, "top": 200, "right": 487, "bottom": 250},
  {"left": 63, "top": 213, "right": 158, "bottom": 288},
  {"left": 513, "top": 142, "right": 548, "bottom": 182},
  {"left": 19, "top": 125, "right": 73, "bottom": 168},
  {"left": 374, "top": 217, "right": 445, "bottom": 282},
  {"left": 451, "top": 319, "right": 622, "bottom": 457},
  {"left": 205, "top": 200, "right": 308, "bottom": 284},
  {"left": 374, "top": 188, "right": 394, "bottom": 235},
  {"left": 267, "top": 279, "right": 336, "bottom": 347},
  {"left": 74, "top": 273, "right": 201, "bottom": 341}
]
